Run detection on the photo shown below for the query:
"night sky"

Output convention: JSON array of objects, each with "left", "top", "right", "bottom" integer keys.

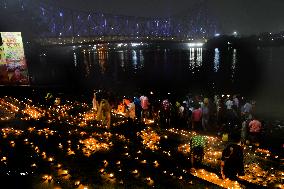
[{"left": 49, "top": 0, "right": 284, "bottom": 35}]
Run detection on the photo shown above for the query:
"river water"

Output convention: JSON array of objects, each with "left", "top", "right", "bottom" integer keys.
[{"left": 33, "top": 43, "right": 284, "bottom": 119}]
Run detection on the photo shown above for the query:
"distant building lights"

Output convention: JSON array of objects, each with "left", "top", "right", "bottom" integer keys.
[
  {"left": 187, "top": 43, "right": 204, "bottom": 47},
  {"left": 131, "top": 43, "right": 140, "bottom": 47}
]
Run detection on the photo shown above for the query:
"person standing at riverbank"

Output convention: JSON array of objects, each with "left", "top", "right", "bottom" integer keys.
[
  {"left": 134, "top": 97, "right": 141, "bottom": 121},
  {"left": 159, "top": 99, "right": 171, "bottom": 128},
  {"left": 96, "top": 99, "right": 111, "bottom": 128},
  {"left": 191, "top": 105, "right": 202, "bottom": 131},
  {"left": 92, "top": 92, "right": 99, "bottom": 112},
  {"left": 128, "top": 99, "right": 135, "bottom": 120},
  {"left": 242, "top": 100, "right": 253, "bottom": 119},
  {"left": 140, "top": 95, "right": 150, "bottom": 120},
  {"left": 201, "top": 98, "right": 210, "bottom": 132},
  {"left": 248, "top": 117, "right": 262, "bottom": 146},
  {"left": 241, "top": 118, "right": 249, "bottom": 145}
]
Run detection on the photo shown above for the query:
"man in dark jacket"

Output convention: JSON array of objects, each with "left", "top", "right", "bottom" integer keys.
[{"left": 220, "top": 135, "right": 245, "bottom": 180}]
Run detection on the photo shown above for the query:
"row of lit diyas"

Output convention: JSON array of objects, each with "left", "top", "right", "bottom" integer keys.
[
  {"left": 0, "top": 97, "right": 18, "bottom": 120},
  {"left": 191, "top": 169, "right": 243, "bottom": 188},
  {"left": 0, "top": 127, "right": 156, "bottom": 188},
  {"left": 1, "top": 97, "right": 283, "bottom": 188},
  {"left": 23, "top": 123, "right": 104, "bottom": 188},
  {"left": 0, "top": 97, "right": 20, "bottom": 112},
  {"left": 20, "top": 98, "right": 45, "bottom": 120},
  {"left": 0, "top": 97, "right": 45, "bottom": 121},
  {"left": 113, "top": 125, "right": 283, "bottom": 187},
  {"left": 79, "top": 137, "right": 112, "bottom": 157},
  {"left": 1, "top": 96, "right": 129, "bottom": 130},
  {"left": 45, "top": 103, "right": 126, "bottom": 128},
  {"left": 143, "top": 118, "right": 155, "bottom": 125},
  {"left": 241, "top": 147, "right": 283, "bottom": 187},
  {"left": 39, "top": 129, "right": 126, "bottom": 184},
  {"left": 3, "top": 97, "right": 92, "bottom": 126},
  {"left": 167, "top": 127, "right": 284, "bottom": 188},
  {"left": 138, "top": 127, "right": 161, "bottom": 151},
  {"left": 240, "top": 163, "right": 284, "bottom": 187},
  {"left": 27, "top": 137, "right": 91, "bottom": 188},
  {"left": 97, "top": 151, "right": 159, "bottom": 187},
  {"left": 0, "top": 138, "right": 139, "bottom": 188},
  {"left": 21, "top": 105, "right": 44, "bottom": 120},
  {"left": 14, "top": 97, "right": 44, "bottom": 120},
  {"left": 0, "top": 98, "right": 144, "bottom": 188},
  {"left": 0, "top": 125, "right": 263, "bottom": 188},
  {"left": 1, "top": 127, "right": 24, "bottom": 138},
  {"left": 0, "top": 135, "right": 64, "bottom": 187},
  {"left": 253, "top": 148, "right": 280, "bottom": 160},
  {"left": 172, "top": 130, "right": 245, "bottom": 188},
  {"left": 45, "top": 102, "right": 90, "bottom": 125},
  {"left": 111, "top": 114, "right": 127, "bottom": 127},
  {"left": 203, "top": 149, "right": 222, "bottom": 167}
]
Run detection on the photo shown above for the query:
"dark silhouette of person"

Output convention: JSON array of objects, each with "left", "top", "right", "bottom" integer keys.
[{"left": 221, "top": 135, "right": 245, "bottom": 180}]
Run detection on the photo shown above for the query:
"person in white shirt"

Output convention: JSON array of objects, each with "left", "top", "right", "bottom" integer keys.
[{"left": 225, "top": 98, "right": 233, "bottom": 110}]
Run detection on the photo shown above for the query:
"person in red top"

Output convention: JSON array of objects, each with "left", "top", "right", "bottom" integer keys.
[
  {"left": 191, "top": 105, "right": 202, "bottom": 131},
  {"left": 248, "top": 118, "right": 262, "bottom": 146}
]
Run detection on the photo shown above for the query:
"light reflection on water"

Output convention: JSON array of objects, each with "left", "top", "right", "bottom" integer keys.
[
  {"left": 98, "top": 49, "right": 108, "bottom": 74},
  {"left": 196, "top": 48, "right": 202, "bottom": 68},
  {"left": 118, "top": 50, "right": 125, "bottom": 70},
  {"left": 189, "top": 48, "right": 195, "bottom": 71},
  {"left": 232, "top": 49, "right": 237, "bottom": 81},
  {"left": 139, "top": 50, "right": 144, "bottom": 69},
  {"left": 132, "top": 50, "right": 137, "bottom": 71},
  {"left": 83, "top": 51, "right": 90, "bottom": 76},
  {"left": 188, "top": 48, "right": 203, "bottom": 74},
  {"left": 34, "top": 45, "right": 284, "bottom": 119},
  {"left": 214, "top": 48, "right": 219, "bottom": 72},
  {"left": 67, "top": 44, "right": 260, "bottom": 94},
  {"left": 73, "top": 52, "right": 77, "bottom": 67}
]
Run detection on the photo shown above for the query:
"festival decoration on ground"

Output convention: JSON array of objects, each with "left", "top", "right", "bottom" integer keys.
[
  {"left": 167, "top": 127, "right": 283, "bottom": 188},
  {"left": 79, "top": 137, "right": 112, "bottom": 157},
  {"left": 138, "top": 127, "right": 160, "bottom": 151},
  {"left": 0, "top": 96, "right": 282, "bottom": 189}
]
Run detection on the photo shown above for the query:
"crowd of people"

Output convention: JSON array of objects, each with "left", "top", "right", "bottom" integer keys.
[
  {"left": 90, "top": 91, "right": 258, "bottom": 181},
  {"left": 44, "top": 89, "right": 263, "bottom": 149},
  {"left": 102, "top": 92, "right": 262, "bottom": 147},
  {"left": 41, "top": 89, "right": 279, "bottom": 182}
]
